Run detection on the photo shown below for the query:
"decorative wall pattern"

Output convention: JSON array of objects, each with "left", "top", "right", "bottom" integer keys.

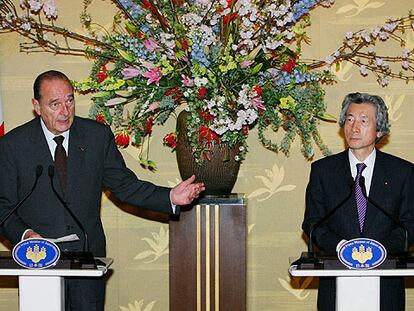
[{"left": 0, "top": 0, "right": 413, "bottom": 310}]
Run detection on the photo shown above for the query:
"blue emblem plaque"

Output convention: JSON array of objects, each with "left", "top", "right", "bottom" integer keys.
[
  {"left": 12, "top": 238, "right": 60, "bottom": 269},
  {"left": 338, "top": 238, "right": 386, "bottom": 270}
]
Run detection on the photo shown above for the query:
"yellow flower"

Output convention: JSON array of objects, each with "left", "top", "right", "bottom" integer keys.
[{"left": 279, "top": 95, "right": 297, "bottom": 110}]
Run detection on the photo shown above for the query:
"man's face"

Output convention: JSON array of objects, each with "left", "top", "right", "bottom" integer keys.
[
  {"left": 344, "top": 103, "right": 382, "bottom": 156},
  {"left": 32, "top": 79, "right": 75, "bottom": 135}
]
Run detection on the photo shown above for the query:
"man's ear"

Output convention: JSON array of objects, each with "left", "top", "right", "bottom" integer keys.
[
  {"left": 32, "top": 98, "right": 41, "bottom": 116},
  {"left": 376, "top": 131, "right": 383, "bottom": 138}
]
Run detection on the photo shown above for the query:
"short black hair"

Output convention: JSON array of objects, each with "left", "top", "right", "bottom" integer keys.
[{"left": 33, "top": 70, "right": 73, "bottom": 101}]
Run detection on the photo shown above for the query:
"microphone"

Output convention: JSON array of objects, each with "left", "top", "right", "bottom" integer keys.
[
  {"left": 0, "top": 165, "right": 43, "bottom": 227},
  {"left": 359, "top": 176, "right": 409, "bottom": 254},
  {"left": 307, "top": 177, "right": 356, "bottom": 259},
  {"left": 48, "top": 165, "right": 89, "bottom": 253},
  {"left": 292, "top": 178, "right": 357, "bottom": 267}
]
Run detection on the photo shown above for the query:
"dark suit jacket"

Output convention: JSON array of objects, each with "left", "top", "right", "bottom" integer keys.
[
  {"left": 0, "top": 116, "right": 175, "bottom": 257},
  {"left": 302, "top": 149, "right": 414, "bottom": 311}
]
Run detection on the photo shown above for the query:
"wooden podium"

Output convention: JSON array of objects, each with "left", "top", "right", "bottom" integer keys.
[{"left": 169, "top": 194, "right": 246, "bottom": 311}]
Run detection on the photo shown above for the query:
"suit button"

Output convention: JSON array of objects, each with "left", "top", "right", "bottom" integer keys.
[{"left": 66, "top": 225, "right": 73, "bottom": 230}]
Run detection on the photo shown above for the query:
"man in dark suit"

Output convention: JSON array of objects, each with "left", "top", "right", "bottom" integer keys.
[
  {"left": 0, "top": 70, "right": 205, "bottom": 311},
  {"left": 302, "top": 92, "right": 414, "bottom": 311}
]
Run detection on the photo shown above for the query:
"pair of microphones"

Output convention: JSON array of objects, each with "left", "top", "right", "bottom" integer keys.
[
  {"left": 304, "top": 175, "right": 409, "bottom": 263},
  {"left": 0, "top": 165, "right": 89, "bottom": 253}
]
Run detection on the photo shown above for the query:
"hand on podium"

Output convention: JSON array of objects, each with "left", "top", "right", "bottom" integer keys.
[{"left": 23, "top": 229, "right": 42, "bottom": 240}]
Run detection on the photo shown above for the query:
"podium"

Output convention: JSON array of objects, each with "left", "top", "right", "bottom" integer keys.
[
  {"left": 289, "top": 255, "right": 414, "bottom": 311},
  {"left": 0, "top": 253, "right": 112, "bottom": 311},
  {"left": 169, "top": 195, "right": 246, "bottom": 311}
]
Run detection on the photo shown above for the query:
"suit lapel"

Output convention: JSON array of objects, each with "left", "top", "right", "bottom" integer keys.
[
  {"left": 335, "top": 150, "right": 361, "bottom": 237},
  {"left": 28, "top": 118, "right": 55, "bottom": 170},
  {"left": 363, "top": 150, "right": 389, "bottom": 234},
  {"left": 66, "top": 118, "right": 87, "bottom": 198}
]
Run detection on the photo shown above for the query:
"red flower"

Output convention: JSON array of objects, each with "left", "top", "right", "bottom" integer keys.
[
  {"left": 145, "top": 117, "right": 154, "bottom": 135},
  {"left": 281, "top": 57, "right": 297, "bottom": 73},
  {"left": 226, "top": 0, "right": 237, "bottom": 7},
  {"left": 253, "top": 86, "right": 262, "bottom": 97},
  {"left": 198, "top": 110, "right": 215, "bottom": 122},
  {"left": 95, "top": 113, "right": 106, "bottom": 124},
  {"left": 115, "top": 131, "right": 130, "bottom": 147},
  {"left": 177, "top": 37, "right": 189, "bottom": 50},
  {"left": 163, "top": 132, "right": 177, "bottom": 149},
  {"left": 196, "top": 87, "right": 207, "bottom": 99},
  {"left": 198, "top": 126, "right": 220, "bottom": 145},
  {"left": 165, "top": 87, "right": 182, "bottom": 102},
  {"left": 223, "top": 12, "right": 237, "bottom": 25},
  {"left": 96, "top": 64, "right": 108, "bottom": 83},
  {"left": 141, "top": 0, "right": 169, "bottom": 29}
]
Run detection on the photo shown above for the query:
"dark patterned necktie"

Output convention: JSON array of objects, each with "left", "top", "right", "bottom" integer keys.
[
  {"left": 355, "top": 163, "right": 367, "bottom": 232},
  {"left": 53, "top": 136, "right": 67, "bottom": 190}
]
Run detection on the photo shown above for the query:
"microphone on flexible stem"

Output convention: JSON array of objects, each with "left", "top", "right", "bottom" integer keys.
[
  {"left": 292, "top": 178, "right": 356, "bottom": 267},
  {"left": 307, "top": 178, "right": 357, "bottom": 260},
  {"left": 359, "top": 176, "right": 409, "bottom": 255},
  {"left": 48, "top": 165, "right": 89, "bottom": 253},
  {"left": 0, "top": 165, "right": 43, "bottom": 227}
]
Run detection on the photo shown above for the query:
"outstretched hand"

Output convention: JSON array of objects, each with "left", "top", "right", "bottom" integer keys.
[
  {"left": 170, "top": 175, "right": 205, "bottom": 205},
  {"left": 23, "top": 229, "right": 43, "bottom": 240}
]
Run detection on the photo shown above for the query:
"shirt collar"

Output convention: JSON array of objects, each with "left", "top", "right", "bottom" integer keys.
[
  {"left": 348, "top": 148, "right": 376, "bottom": 176},
  {"left": 40, "top": 118, "right": 70, "bottom": 142}
]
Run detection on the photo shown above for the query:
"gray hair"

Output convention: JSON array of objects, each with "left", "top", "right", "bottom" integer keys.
[{"left": 338, "top": 92, "right": 390, "bottom": 136}]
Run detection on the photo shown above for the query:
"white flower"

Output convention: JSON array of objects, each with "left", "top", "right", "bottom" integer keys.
[
  {"left": 21, "top": 22, "right": 31, "bottom": 31},
  {"left": 378, "top": 76, "right": 390, "bottom": 87},
  {"left": 370, "top": 27, "right": 380, "bottom": 38},
  {"left": 359, "top": 65, "right": 368, "bottom": 76},
  {"left": 375, "top": 58, "right": 384, "bottom": 67},
  {"left": 361, "top": 31, "right": 371, "bottom": 43},
  {"left": 401, "top": 48, "right": 410, "bottom": 59},
  {"left": 194, "top": 77, "right": 208, "bottom": 87},
  {"left": 43, "top": 0, "right": 57, "bottom": 19},
  {"left": 401, "top": 61, "right": 409, "bottom": 70},
  {"left": 383, "top": 21, "right": 398, "bottom": 32},
  {"left": 345, "top": 31, "right": 353, "bottom": 39},
  {"left": 379, "top": 31, "right": 389, "bottom": 40},
  {"left": 325, "top": 54, "right": 335, "bottom": 66},
  {"left": 28, "top": 0, "right": 43, "bottom": 12},
  {"left": 5, "top": 13, "right": 14, "bottom": 23}
]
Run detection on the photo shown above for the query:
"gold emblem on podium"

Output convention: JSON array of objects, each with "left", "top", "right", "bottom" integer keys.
[
  {"left": 26, "top": 244, "right": 47, "bottom": 263},
  {"left": 351, "top": 244, "right": 373, "bottom": 264}
]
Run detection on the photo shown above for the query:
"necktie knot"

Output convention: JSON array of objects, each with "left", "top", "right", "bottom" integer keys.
[
  {"left": 356, "top": 163, "right": 366, "bottom": 176},
  {"left": 54, "top": 135, "right": 64, "bottom": 146}
]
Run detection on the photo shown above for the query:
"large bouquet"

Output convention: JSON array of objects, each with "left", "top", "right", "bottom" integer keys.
[{"left": 1, "top": 0, "right": 413, "bottom": 169}]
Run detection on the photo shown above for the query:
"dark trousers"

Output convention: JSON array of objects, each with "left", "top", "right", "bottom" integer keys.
[{"left": 65, "top": 277, "right": 105, "bottom": 311}]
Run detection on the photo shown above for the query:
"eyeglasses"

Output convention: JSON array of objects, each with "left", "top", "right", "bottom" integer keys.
[{"left": 45, "top": 98, "right": 75, "bottom": 111}]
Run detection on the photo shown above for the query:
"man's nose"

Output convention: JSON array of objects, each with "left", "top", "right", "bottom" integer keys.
[
  {"left": 351, "top": 120, "right": 361, "bottom": 132},
  {"left": 59, "top": 103, "right": 70, "bottom": 115}
]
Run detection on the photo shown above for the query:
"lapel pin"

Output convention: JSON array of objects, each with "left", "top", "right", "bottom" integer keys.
[{"left": 79, "top": 146, "right": 86, "bottom": 152}]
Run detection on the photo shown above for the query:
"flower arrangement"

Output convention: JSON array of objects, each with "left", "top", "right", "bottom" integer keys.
[{"left": 1, "top": 0, "right": 414, "bottom": 169}]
